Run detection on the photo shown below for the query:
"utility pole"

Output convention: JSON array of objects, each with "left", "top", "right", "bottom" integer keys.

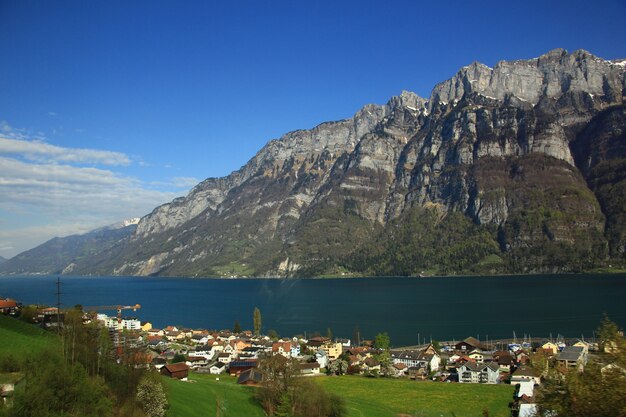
[{"left": 55, "top": 276, "right": 62, "bottom": 335}]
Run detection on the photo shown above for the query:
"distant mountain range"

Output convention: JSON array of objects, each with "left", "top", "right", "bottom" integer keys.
[
  {"left": 0, "top": 256, "right": 6, "bottom": 265},
  {"left": 0, "top": 220, "right": 138, "bottom": 275},
  {"left": 2, "top": 48, "right": 625, "bottom": 277}
]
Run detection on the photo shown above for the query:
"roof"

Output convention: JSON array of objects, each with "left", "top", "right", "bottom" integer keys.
[
  {"left": 237, "top": 368, "right": 263, "bottom": 384},
  {"left": 557, "top": 346, "right": 584, "bottom": 361},
  {"left": 163, "top": 363, "right": 189, "bottom": 373},
  {"left": 459, "top": 337, "right": 487, "bottom": 349},
  {"left": 297, "top": 362, "right": 320, "bottom": 370},
  {"left": 513, "top": 366, "right": 539, "bottom": 377},
  {"left": 460, "top": 362, "right": 499, "bottom": 372},
  {"left": 211, "top": 362, "right": 225, "bottom": 369},
  {"left": 0, "top": 299, "right": 17, "bottom": 308},
  {"left": 363, "top": 357, "right": 380, "bottom": 367},
  {"left": 229, "top": 361, "right": 258, "bottom": 368},
  {"left": 519, "top": 404, "right": 538, "bottom": 417},
  {"left": 517, "top": 381, "right": 535, "bottom": 398}
]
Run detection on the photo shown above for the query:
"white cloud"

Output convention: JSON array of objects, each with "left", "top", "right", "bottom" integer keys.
[
  {"left": 0, "top": 127, "right": 198, "bottom": 258},
  {"left": 0, "top": 137, "right": 131, "bottom": 166}
]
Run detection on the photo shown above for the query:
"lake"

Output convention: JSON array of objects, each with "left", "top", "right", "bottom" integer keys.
[{"left": 1, "top": 274, "right": 625, "bottom": 347}]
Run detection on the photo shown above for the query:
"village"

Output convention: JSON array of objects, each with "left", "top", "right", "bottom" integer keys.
[{"left": 1, "top": 296, "right": 611, "bottom": 417}]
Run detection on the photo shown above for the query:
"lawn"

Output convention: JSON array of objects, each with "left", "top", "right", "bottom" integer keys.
[
  {"left": 0, "top": 315, "right": 58, "bottom": 358},
  {"left": 163, "top": 373, "right": 265, "bottom": 417},
  {"left": 315, "top": 376, "right": 515, "bottom": 417}
]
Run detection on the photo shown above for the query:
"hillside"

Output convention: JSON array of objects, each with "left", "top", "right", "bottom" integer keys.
[
  {"left": 0, "top": 222, "right": 138, "bottom": 276},
  {"left": 6, "top": 48, "right": 626, "bottom": 277},
  {"left": 0, "top": 315, "right": 58, "bottom": 358}
]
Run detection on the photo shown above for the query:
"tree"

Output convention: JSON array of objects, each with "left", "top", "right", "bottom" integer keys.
[
  {"left": 256, "top": 356, "right": 346, "bottom": 417},
  {"left": 328, "top": 359, "right": 348, "bottom": 376},
  {"left": 374, "top": 332, "right": 390, "bottom": 350},
  {"left": 233, "top": 320, "right": 242, "bottom": 333},
  {"left": 536, "top": 317, "right": 626, "bottom": 416},
  {"left": 172, "top": 353, "right": 186, "bottom": 363},
  {"left": 326, "top": 328, "right": 333, "bottom": 340},
  {"left": 18, "top": 305, "right": 38, "bottom": 323},
  {"left": 136, "top": 372, "right": 168, "bottom": 417},
  {"left": 254, "top": 307, "right": 262, "bottom": 336},
  {"left": 597, "top": 314, "right": 626, "bottom": 357},
  {"left": 268, "top": 329, "right": 279, "bottom": 340},
  {"left": 374, "top": 332, "right": 392, "bottom": 373}
]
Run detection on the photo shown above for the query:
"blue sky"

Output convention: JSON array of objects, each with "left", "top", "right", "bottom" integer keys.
[{"left": 1, "top": 0, "right": 625, "bottom": 258}]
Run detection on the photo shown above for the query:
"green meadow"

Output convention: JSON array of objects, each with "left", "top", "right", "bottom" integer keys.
[
  {"left": 164, "top": 372, "right": 515, "bottom": 417},
  {"left": 316, "top": 376, "right": 515, "bottom": 417},
  {"left": 0, "top": 315, "right": 58, "bottom": 358},
  {"left": 163, "top": 373, "right": 265, "bottom": 417}
]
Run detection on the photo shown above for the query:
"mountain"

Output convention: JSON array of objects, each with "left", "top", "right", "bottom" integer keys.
[
  {"left": 0, "top": 256, "right": 6, "bottom": 264},
  {"left": 0, "top": 219, "right": 139, "bottom": 275},
  {"left": 9, "top": 49, "right": 626, "bottom": 277}
]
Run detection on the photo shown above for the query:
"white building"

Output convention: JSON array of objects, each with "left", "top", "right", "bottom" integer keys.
[{"left": 97, "top": 314, "right": 141, "bottom": 331}]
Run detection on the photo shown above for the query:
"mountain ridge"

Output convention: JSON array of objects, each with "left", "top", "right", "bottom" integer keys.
[{"left": 3, "top": 48, "right": 625, "bottom": 277}]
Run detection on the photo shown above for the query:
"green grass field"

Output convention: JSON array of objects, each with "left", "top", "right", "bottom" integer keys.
[
  {"left": 163, "top": 373, "right": 265, "bottom": 417},
  {"left": 164, "top": 373, "right": 515, "bottom": 417},
  {"left": 316, "top": 376, "right": 515, "bottom": 417},
  {"left": 0, "top": 315, "right": 58, "bottom": 358}
]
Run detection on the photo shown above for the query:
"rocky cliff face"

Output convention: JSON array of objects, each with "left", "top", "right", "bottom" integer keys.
[{"left": 15, "top": 48, "right": 625, "bottom": 277}]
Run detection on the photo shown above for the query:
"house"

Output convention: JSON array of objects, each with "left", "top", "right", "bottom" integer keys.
[
  {"left": 272, "top": 341, "right": 292, "bottom": 357},
  {"left": 229, "top": 361, "right": 258, "bottom": 376},
  {"left": 186, "top": 356, "right": 208, "bottom": 369},
  {"left": 148, "top": 328, "right": 164, "bottom": 337},
  {"left": 151, "top": 357, "right": 167, "bottom": 370},
  {"left": 556, "top": 346, "right": 587, "bottom": 371},
  {"left": 210, "top": 362, "right": 226, "bottom": 374},
  {"left": 391, "top": 349, "right": 440, "bottom": 372},
  {"left": 516, "top": 380, "right": 535, "bottom": 399},
  {"left": 297, "top": 362, "right": 321, "bottom": 375},
  {"left": 337, "top": 338, "right": 351, "bottom": 348},
  {"left": 468, "top": 349, "right": 484, "bottom": 363},
  {"left": 217, "top": 352, "right": 232, "bottom": 364},
  {"left": 457, "top": 362, "right": 499, "bottom": 384},
  {"left": 160, "top": 363, "right": 189, "bottom": 380},
  {"left": 391, "top": 350, "right": 421, "bottom": 368},
  {"left": 540, "top": 341, "right": 559, "bottom": 355},
  {"left": 307, "top": 337, "right": 342, "bottom": 360},
  {"left": 492, "top": 351, "right": 514, "bottom": 372},
  {"left": 573, "top": 340, "right": 590, "bottom": 354},
  {"left": 362, "top": 357, "right": 381, "bottom": 373},
  {"left": 239, "top": 346, "right": 262, "bottom": 360},
  {"left": 315, "top": 349, "right": 329, "bottom": 368},
  {"left": 0, "top": 299, "right": 18, "bottom": 314},
  {"left": 455, "top": 337, "right": 487, "bottom": 352},
  {"left": 237, "top": 368, "right": 263, "bottom": 386},
  {"left": 141, "top": 322, "right": 152, "bottom": 331},
  {"left": 510, "top": 366, "right": 541, "bottom": 385},
  {"left": 165, "top": 330, "right": 181, "bottom": 341},
  {"left": 0, "top": 373, "right": 22, "bottom": 406},
  {"left": 392, "top": 363, "right": 407, "bottom": 376},
  {"left": 408, "top": 366, "right": 427, "bottom": 380}
]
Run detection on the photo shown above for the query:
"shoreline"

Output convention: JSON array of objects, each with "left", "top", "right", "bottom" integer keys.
[{"left": 2, "top": 270, "right": 626, "bottom": 280}]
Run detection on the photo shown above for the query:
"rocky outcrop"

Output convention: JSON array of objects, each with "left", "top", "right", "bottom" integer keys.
[{"left": 7, "top": 49, "right": 625, "bottom": 277}]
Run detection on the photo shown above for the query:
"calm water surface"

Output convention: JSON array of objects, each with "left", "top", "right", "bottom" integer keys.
[{"left": 1, "top": 274, "right": 625, "bottom": 347}]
